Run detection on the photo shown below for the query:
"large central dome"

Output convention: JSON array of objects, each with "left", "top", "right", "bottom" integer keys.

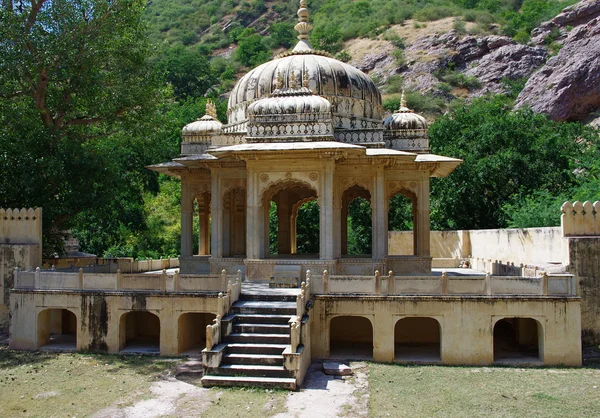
[{"left": 226, "top": 0, "right": 383, "bottom": 137}]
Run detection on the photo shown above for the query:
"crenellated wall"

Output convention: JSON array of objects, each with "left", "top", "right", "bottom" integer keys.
[{"left": 0, "top": 208, "right": 42, "bottom": 331}]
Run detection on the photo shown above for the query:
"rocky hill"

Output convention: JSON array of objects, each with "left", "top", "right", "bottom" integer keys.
[{"left": 144, "top": 0, "right": 600, "bottom": 124}]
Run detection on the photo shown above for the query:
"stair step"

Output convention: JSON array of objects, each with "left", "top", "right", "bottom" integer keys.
[
  {"left": 232, "top": 314, "right": 293, "bottom": 324},
  {"left": 226, "top": 332, "right": 290, "bottom": 344},
  {"left": 209, "top": 364, "right": 293, "bottom": 378},
  {"left": 240, "top": 293, "right": 299, "bottom": 302},
  {"left": 233, "top": 323, "right": 290, "bottom": 334},
  {"left": 232, "top": 300, "right": 297, "bottom": 315},
  {"left": 225, "top": 343, "right": 288, "bottom": 355},
  {"left": 201, "top": 375, "right": 296, "bottom": 390},
  {"left": 223, "top": 353, "right": 284, "bottom": 366}
]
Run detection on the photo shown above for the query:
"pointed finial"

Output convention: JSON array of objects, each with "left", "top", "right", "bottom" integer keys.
[
  {"left": 295, "top": 0, "right": 313, "bottom": 41},
  {"left": 205, "top": 99, "right": 217, "bottom": 119},
  {"left": 275, "top": 71, "right": 283, "bottom": 89},
  {"left": 290, "top": 71, "right": 298, "bottom": 89},
  {"left": 303, "top": 71, "right": 309, "bottom": 88},
  {"left": 397, "top": 90, "right": 412, "bottom": 113}
]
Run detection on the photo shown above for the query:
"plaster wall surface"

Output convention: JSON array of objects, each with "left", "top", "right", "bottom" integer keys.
[
  {"left": 9, "top": 291, "right": 219, "bottom": 355},
  {"left": 389, "top": 227, "right": 568, "bottom": 266},
  {"left": 310, "top": 296, "right": 581, "bottom": 366},
  {"left": 568, "top": 237, "right": 600, "bottom": 345},
  {"left": 0, "top": 244, "right": 40, "bottom": 331}
]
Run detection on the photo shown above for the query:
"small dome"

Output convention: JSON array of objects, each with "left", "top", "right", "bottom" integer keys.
[
  {"left": 182, "top": 100, "right": 222, "bottom": 139},
  {"left": 383, "top": 92, "right": 428, "bottom": 132}
]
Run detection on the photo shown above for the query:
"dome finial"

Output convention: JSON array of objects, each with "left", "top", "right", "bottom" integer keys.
[
  {"left": 295, "top": 1, "right": 313, "bottom": 42},
  {"left": 397, "top": 90, "right": 412, "bottom": 113},
  {"left": 205, "top": 99, "right": 217, "bottom": 119}
]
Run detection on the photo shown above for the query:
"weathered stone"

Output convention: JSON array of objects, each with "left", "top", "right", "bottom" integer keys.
[
  {"left": 531, "top": 0, "right": 600, "bottom": 46},
  {"left": 466, "top": 44, "right": 547, "bottom": 95},
  {"left": 515, "top": 18, "right": 600, "bottom": 121},
  {"left": 323, "top": 362, "right": 353, "bottom": 376}
]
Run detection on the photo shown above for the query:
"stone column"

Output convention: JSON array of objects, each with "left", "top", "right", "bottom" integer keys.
[
  {"left": 245, "top": 168, "right": 261, "bottom": 259},
  {"left": 233, "top": 194, "right": 246, "bottom": 256},
  {"left": 372, "top": 168, "right": 388, "bottom": 260},
  {"left": 210, "top": 171, "right": 223, "bottom": 258},
  {"left": 222, "top": 196, "right": 231, "bottom": 257},
  {"left": 340, "top": 194, "right": 348, "bottom": 256},
  {"left": 180, "top": 177, "right": 193, "bottom": 257},
  {"left": 198, "top": 193, "right": 210, "bottom": 256},
  {"left": 320, "top": 160, "right": 335, "bottom": 260},
  {"left": 290, "top": 207, "right": 298, "bottom": 254},
  {"left": 277, "top": 191, "right": 292, "bottom": 255},
  {"left": 415, "top": 178, "right": 431, "bottom": 257}
]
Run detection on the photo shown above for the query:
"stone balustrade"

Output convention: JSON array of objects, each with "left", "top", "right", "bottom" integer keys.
[
  {"left": 13, "top": 267, "right": 242, "bottom": 294},
  {"left": 309, "top": 270, "right": 576, "bottom": 297}
]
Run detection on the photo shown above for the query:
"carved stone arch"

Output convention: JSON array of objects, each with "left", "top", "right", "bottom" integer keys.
[
  {"left": 221, "top": 178, "right": 246, "bottom": 202},
  {"left": 292, "top": 196, "right": 318, "bottom": 215},
  {"left": 261, "top": 178, "right": 318, "bottom": 207}
]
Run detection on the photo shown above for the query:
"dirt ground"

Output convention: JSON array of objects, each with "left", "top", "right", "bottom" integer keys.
[{"left": 95, "top": 360, "right": 369, "bottom": 418}]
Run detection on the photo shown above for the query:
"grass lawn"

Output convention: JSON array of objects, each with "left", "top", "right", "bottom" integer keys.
[
  {"left": 369, "top": 362, "right": 600, "bottom": 417},
  {"left": 0, "top": 348, "right": 176, "bottom": 418}
]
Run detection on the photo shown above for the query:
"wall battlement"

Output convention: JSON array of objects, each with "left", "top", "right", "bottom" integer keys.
[
  {"left": 0, "top": 208, "right": 42, "bottom": 245},
  {"left": 562, "top": 201, "right": 600, "bottom": 237}
]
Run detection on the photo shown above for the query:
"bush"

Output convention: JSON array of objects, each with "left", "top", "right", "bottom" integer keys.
[
  {"left": 453, "top": 18, "right": 467, "bottom": 34},
  {"left": 336, "top": 50, "right": 352, "bottom": 63},
  {"left": 413, "top": 6, "right": 457, "bottom": 22},
  {"left": 436, "top": 70, "right": 482, "bottom": 90}
]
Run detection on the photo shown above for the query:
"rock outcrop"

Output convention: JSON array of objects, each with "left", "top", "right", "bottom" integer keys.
[
  {"left": 400, "top": 31, "right": 546, "bottom": 95},
  {"left": 515, "top": 18, "right": 600, "bottom": 121},
  {"left": 531, "top": 0, "right": 600, "bottom": 46}
]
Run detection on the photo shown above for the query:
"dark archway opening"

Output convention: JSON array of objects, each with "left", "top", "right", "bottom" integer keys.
[
  {"left": 120, "top": 311, "right": 160, "bottom": 354},
  {"left": 38, "top": 309, "right": 77, "bottom": 351},
  {"left": 395, "top": 317, "right": 441, "bottom": 363},
  {"left": 178, "top": 312, "right": 216, "bottom": 355},
  {"left": 329, "top": 316, "right": 373, "bottom": 360},
  {"left": 493, "top": 318, "right": 542, "bottom": 364}
]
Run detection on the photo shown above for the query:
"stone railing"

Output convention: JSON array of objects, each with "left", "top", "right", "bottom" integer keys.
[
  {"left": 14, "top": 267, "right": 241, "bottom": 294},
  {"left": 47, "top": 257, "right": 180, "bottom": 274},
  {"left": 309, "top": 270, "right": 576, "bottom": 297},
  {"left": 562, "top": 201, "right": 600, "bottom": 237}
]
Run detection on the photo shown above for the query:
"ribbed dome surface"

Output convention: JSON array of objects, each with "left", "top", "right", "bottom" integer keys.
[
  {"left": 248, "top": 87, "right": 331, "bottom": 116},
  {"left": 227, "top": 54, "right": 382, "bottom": 125},
  {"left": 383, "top": 112, "right": 428, "bottom": 131},
  {"left": 182, "top": 115, "right": 222, "bottom": 137}
]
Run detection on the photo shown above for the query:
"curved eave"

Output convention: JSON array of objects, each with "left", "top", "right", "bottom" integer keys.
[
  {"left": 209, "top": 141, "right": 366, "bottom": 159},
  {"left": 145, "top": 161, "right": 186, "bottom": 178},
  {"left": 416, "top": 154, "right": 463, "bottom": 178}
]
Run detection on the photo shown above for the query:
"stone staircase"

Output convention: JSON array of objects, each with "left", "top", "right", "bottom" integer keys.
[{"left": 201, "top": 287, "right": 299, "bottom": 390}]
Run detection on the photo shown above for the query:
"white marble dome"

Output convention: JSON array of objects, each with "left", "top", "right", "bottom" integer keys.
[
  {"left": 182, "top": 114, "right": 223, "bottom": 137},
  {"left": 227, "top": 53, "right": 382, "bottom": 126},
  {"left": 383, "top": 94, "right": 428, "bottom": 132},
  {"left": 247, "top": 87, "right": 332, "bottom": 116}
]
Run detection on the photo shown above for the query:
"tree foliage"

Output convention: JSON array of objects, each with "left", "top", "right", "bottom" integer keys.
[{"left": 429, "top": 95, "right": 599, "bottom": 230}]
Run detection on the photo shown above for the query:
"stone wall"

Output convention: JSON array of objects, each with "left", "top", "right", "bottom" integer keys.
[
  {"left": 0, "top": 208, "right": 42, "bottom": 332},
  {"left": 389, "top": 227, "right": 568, "bottom": 266},
  {"left": 568, "top": 237, "right": 600, "bottom": 345}
]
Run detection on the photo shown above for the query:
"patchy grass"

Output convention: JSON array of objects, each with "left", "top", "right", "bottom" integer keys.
[
  {"left": 201, "top": 387, "right": 287, "bottom": 418},
  {"left": 368, "top": 363, "right": 600, "bottom": 417},
  {"left": 0, "top": 348, "right": 177, "bottom": 418}
]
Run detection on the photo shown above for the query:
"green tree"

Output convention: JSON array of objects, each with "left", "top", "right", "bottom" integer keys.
[
  {"left": 155, "top": 46, "right": 216, "bottom": 99},
  {"left": 428, "top": 95, "right": 597, "bottom": 230},
  {"left": 233, "top": 28, "right": 271, "bottom": 67},
  {"left": 0, "top": 0, "right": 163, "bottom": 254},
  {"left": 268, "top": 22, "right": 296, "bottom": 49}
]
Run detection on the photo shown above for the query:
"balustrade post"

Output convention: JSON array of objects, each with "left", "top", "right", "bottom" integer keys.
[
  {"left": 388, "top": 270, "right": 394, "bottom": 295},
  {"left": 116, "top": 269, "right": 122, "bottom": 290},
  {"left": 485, "top": 272, "right": 492, "bottom": 296},
  {"left": 542, "top": 272, "right": 549, "bottom": 296},
  {"left": 441, "top": 270, "right": 448, "bottom": 295},
  {"left": 78, "top": 268, "right": 84, "bottom": 289},
  {"left": 323, "top": 270, "right": 329, "bottom": 295},
  {"left": 374, "top": 270, "right": 381, "bottom": 295}
]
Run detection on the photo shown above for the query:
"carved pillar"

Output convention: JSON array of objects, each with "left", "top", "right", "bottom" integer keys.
[
  {"left": 372, "top": 168, "right": 387, "bottom": 260},
  {"left": 210, "top": 171, "right": 223, "bottom": 258},
  {"left": 233, "top": 191, "right": 246, "bottom": 256},
  {"left": 277, "top": 191, "right": 292, "bottom": 255},
  {"left": 340, "top": 193, "right": 349, "bottom": 256},
  {"left": 223, "top": 193, "right": 231, "bottom": 257},
  {"left": 246, "top": 168, "right": 261, "bottom": 259},
  {"left": 290, "top": 207, "right": 298, "bottom": 254},
  {"left": 198, "top": 192, "right": 210, "bottom": 256},
  {"left": 320, "top": 160, "right": 335, "bottom": 260},
  {"left": 180, "top": 177, "right": 193, "bottom": 257},
  {"left": 415, "top": 177, "right": 431, "bottom": 257}
]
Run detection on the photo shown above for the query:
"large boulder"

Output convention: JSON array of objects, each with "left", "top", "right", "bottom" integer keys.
[
  {"left": 531, "top": 0, "right": 600, "bottom": 46},
  {"left": 515, "top": 19, "right": 600, "bottom": 121}
]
